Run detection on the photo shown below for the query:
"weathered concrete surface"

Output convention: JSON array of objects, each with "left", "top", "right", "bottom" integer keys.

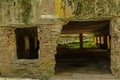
[
  {"left": 37, "top": 22, "right": 63, "bottom": 79},
  {"left": 0, "top": 0, "right": 55, "bottom": 25},
  {"left": 0, "top": 27, "right": 16, "bottom": 76},
  {"left": 0, "top": 27, "right": 40, "bottom": 78},
  {"left": 35, "top": 0, "right": 56, "bottom": 24},
  {"left": 0, "top": 21, "right": 63, "bottom": 79},
  {"left": 0, "top": 0, "right": 36, "bottom": 25},
  {"left": 55, "top": 0, "right": 120, "bottom": 19},
  {"left": 0, "top": 0, "right": 120, "bottom": 25},
  {"left": 0, "top": 0, "right": 120, "bottom": 79},
  {"left": 10, "top": 60, "right": 40, "bottom": 78},
  {"left": 110, "top": 17, "right": 120, "bottom": 77}
]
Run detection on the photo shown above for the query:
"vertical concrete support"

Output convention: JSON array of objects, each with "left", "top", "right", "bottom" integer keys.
[
  {"left": 99, "top": 37, "right": 101, "bottom": 44},
  {"left": 0, "top": 27, "right": 16, "bottom": 76},
  {"left": 107, "top": 36, "right": 110, "bottom": 49},
  {"left": 96, "top": 36, "right": 98, "bottom": 45},
  {"left": 97, "top": 37, "right": 100, "bottom": 43},
  {"left": 111, "top": 17, "right": 120, "bottom": 77},
  {"left": 38, "top": 23, "right": 63, "bottom": 79},
  {"left": 94, "top": 37, "right": 97, "bottom": 44},
  {"left": 79, "top": 33, "right": 83, "bottom": 48},
  {"left": 94, "top": 37, "right": 97, "bottom": 47},
  {"left": 104, "top": 36, "right": 108, "bottom": 49},
  {"left": 96, "top": 37, "right": 100, "bottom": 48},
  {"left": 101, "top": 36, "right": 104, "bottom": 44}
]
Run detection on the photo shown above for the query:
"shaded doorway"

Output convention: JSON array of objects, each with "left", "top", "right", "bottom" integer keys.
[
  {"left": 55, "top": 20, "right": 111, "bottom": 75},
  {"left": 15, "top": 27, "right": 39, "bottom": 59}
]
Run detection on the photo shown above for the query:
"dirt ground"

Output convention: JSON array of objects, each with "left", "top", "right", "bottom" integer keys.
[
  {"left": 50, "top": 48, "right": 120, "bottom": 80},
  {"left": 55, "top": 48, "right": 111, "bottom": 74}
]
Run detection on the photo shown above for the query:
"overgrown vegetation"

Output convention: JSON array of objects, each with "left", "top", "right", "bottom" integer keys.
[{"left": 83, "top": 34, "right": 95, "bottom": 48}]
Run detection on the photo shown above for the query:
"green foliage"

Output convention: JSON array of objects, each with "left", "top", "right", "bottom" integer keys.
[
  {"left": 41, "top": 75, "right": 50, "bottom": 80},
  {"left": 58, "top": 41, "right": 95, "bottom": 49},
  {"left": 66, "top": 42, "right": 80, "bottom": 48},
  {"left": 58, "top": 42, "right": 80, "bottom": 49},
  {"left": 58, "top": 34, "right": 95, "bottom": 49},
  {"left": 83, "top": 34, "right": 95, "bottom": 48},
  {"left": 83, "top": 41, "right": 95, "bottom": 48}
]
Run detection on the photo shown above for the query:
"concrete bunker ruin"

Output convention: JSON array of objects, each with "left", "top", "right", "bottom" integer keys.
[
  {"left": 0, "top": 0, "right": 120, "bottom": 79},
  {"left": 0, "top": 18, "right": 120, "bottom": 79}
]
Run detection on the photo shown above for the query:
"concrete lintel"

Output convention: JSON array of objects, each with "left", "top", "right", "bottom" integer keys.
[{"left": 0, "top": 24, "right": 37, "bottom": 28}]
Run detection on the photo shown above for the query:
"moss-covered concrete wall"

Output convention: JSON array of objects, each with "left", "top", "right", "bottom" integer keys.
[
  {"left": 0, "top": 0, "right": 56, "bottom": 26},
  {"left": 0, "top": 22, "right": 63, "bottom": 79},
  {"left": 0, "top": 26, "right": 41, "bottom": 79},
  {"left": 34, "top": 0, "right": 55, "bottom": 24},
  {"left": 0, "top": 0, "right": 120, "bottom": 25},
  {"left": 55, "top": 0, "right": 120, "bottom": 19},
  {"left": 1, "top": 0, "right": 120, "bottom": 79},
  {"left": 0, "top": 0, "right": 36, "bottom": 26},
  {"left": 37, "top": 22, "right": 63, "bottom": 79},
  {"left": 111, "top": 17, "right": 120, "bottom": 77}
]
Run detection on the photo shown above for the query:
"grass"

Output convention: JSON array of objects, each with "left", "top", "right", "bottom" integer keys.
[
  {"left": 58, "top": 34, "right": 95, "bottom": 49},
  {"left": 58, "top": 41, "right": 95, "bottom": 49}
]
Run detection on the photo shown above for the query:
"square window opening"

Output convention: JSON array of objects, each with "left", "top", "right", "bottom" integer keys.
[{"left": 15, "top": 27, "right": 39, "bottom": 59}]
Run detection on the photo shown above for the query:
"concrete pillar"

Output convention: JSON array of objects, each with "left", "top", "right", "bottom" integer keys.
[
  {"left": 96, "top": 37, "right": 98, "bottom": 43},
  {"left": 110, "top": 17, "right": 120, "bottom": 77},
  {"left": 96, "top": 37, "right": 100, "bottom": 48},
  {"left": 94, "top": 37, "right": 97, "bottom": 44},
  {"left": 94, "top": 37, "right": 98, "bottom": 47},
  {"left": 107, "top": 36, "right": 110, "bottom": 49},
  {"left": 104, "top": 36, "right": 108, "bottom": 49},
  {"left": 38, "top": 23, "right": 63, "bottom": 79},
  {"left": 97, "top": 37, "right": 100, "bottom": 43},
  {"left": 79, "top": 33, "right": 83, "bottom": 48},
  {"left": 101, "top": 36, "right": 104, "bottom": 44},
  {"left": 99, "top": 37, "right": 101, "bottom": 44}
]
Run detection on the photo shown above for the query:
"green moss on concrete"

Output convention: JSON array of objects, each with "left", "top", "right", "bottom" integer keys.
[
  {"left": 73, "top": 0, "right": 82, "bottom": 17},
  {"left": 20, "top": 0, "right": 32, "bottom": 23},
  {"left": 59, "top": 0, "right": 119, "bottom": 18}
]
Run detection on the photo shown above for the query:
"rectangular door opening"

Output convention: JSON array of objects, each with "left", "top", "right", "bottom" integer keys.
[{"left": 55, "top": 20, "right": 111, "bottom": 76}]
